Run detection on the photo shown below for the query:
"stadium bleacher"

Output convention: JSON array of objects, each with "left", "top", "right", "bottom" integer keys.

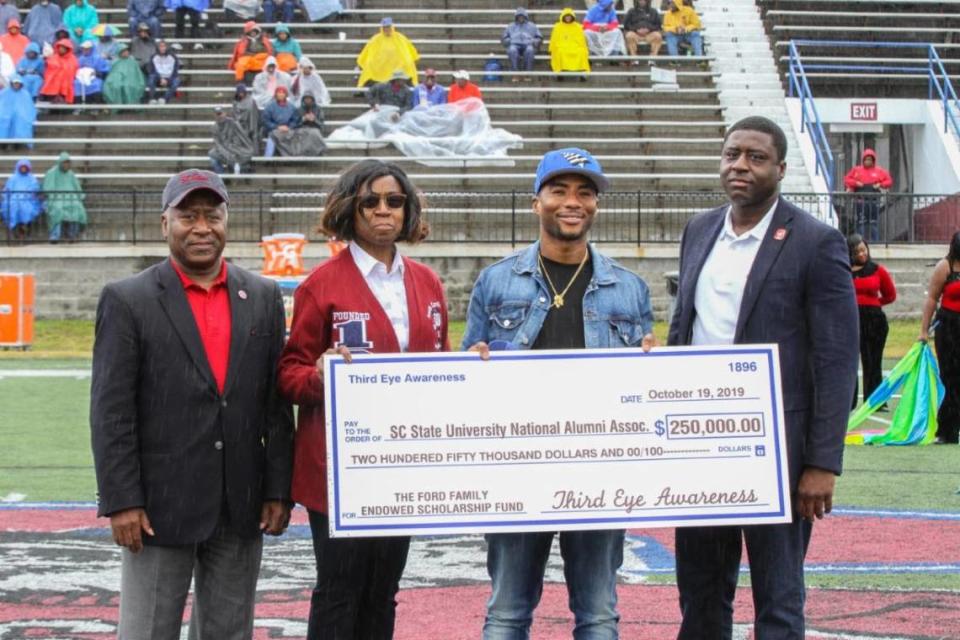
[{"left": 1, "top": 0, "right": 726, "bottom": 193}]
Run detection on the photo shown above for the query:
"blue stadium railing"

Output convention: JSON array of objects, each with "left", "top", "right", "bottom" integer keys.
[{"left": 788, "top": 40, "right": 960, "bottom": 183}]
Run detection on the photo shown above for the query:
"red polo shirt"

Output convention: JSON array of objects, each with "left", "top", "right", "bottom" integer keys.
[{"left": 172, "top": 259, "right": 232, "bottom": 394}]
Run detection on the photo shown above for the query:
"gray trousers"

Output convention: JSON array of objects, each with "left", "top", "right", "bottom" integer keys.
[{"left": 117, "top": 523, "right": 264, "bottom": 640}]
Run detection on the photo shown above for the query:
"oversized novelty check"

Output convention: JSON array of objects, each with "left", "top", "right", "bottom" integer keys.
[{"left": 324, "top": 345, "right": 791, "bottom": 537}]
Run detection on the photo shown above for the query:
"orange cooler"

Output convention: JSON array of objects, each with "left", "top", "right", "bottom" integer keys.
[{"left": 0, "top": 273, "right": 35, "bottom": 348}]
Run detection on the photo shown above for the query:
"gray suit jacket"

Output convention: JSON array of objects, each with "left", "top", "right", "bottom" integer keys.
[{"left": 668, "top": 198, "right": 858, "bottom": 484}]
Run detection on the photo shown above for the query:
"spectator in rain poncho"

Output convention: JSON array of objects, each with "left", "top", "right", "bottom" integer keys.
[
  {"left": 97, "top": 27, "right": 120, "bottom": 61},
  {"left": 15, "top": 42, "right": 44, "bottom": 97},
  {"left": 232, "top": 82, "right": 261, "bottom": 149},
  {"left": 0, "top": 40, "right": 14, "bottom": 87},
  {"left": 0, "top": 75, "right": 37, "bottom": 145},
  {"left": 583, "top": 0, "right": 626, "bottom": 57},
  {"left": 270, "top": 90, "right": 326, "bottom": 157},
  {"left": 40, "top": 37, "right": 78, "bottom": 102},
  {"left": 165, "top": 0, "right": 208, "bottom": 40},
  {"left": 0, "top": 0, "right": 19, "bottom": 36},
  {"left": 145, "top": 38, "right": 179, "bottom": 103},
  {"left": 23, "top": 0, "right": 62, "bottom": 47},
  {"left": 1, "top": 159, "right": 42, "bottom": 237},
  {"left": 261, "top": 85, "right": 298, "bottom": 157},
  {"left": 126, "top": 0, "right": 163, "bottom": 38},
  {"left": 209, "top": 106, "right": 256, "bottom": 174},
  {"left": 290, "top": 55, "right": 330, "bottom": 107},
  {"left": 42, "top": 152, "right": 86, "bottom": 242},
  {"left": 366, "top": 69, "right": 411, "bottom": 114},
  {"left": 102, "top": 44, "right": 144, "bottom": 105},
  {"left": 448, "top": 69, "right": 482, "bottom": 103},
  {"left": 73, "top": 39, "right": 110, "bottom": 102},
  {"left": 129, "top": 21, "right": 156, "bottom": 71},
  {"left": 229, "top": 20, "right": 272, "bottom": 82},
  {"left": 271, "top": 22, "right": 301, "bottom": 73},
  {"left": 0, "top": 19, "right": 30, "bottom": 64},
  {"left": 501, "top": 7, "right": 542, "bottom": 77},
  {"left": 252, "top": 55, "right": 290, "bottom": 109},
  {"left": 549, "top": 8, "right": 590, "bottom": 74},
  {"left": 356, "top": 17, "right": 419, "bottom": 87},
  {"left": 410, "top": 67, "right": 446, "bottom": 109},
  {"left": 301, "top": 0, "right": 340, "bottom": 23},
  {"left": 63, "top": 0, "right": 99, "bottom": 47}
]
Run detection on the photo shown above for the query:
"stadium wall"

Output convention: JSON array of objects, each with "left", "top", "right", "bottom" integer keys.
[{"left": 0, "top": 244, "right": 946, "bottom": 322}]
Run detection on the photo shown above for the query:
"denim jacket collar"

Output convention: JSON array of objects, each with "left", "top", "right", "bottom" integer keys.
[{"left": 512, "top": 241, "right": 619, "bottom": 286}]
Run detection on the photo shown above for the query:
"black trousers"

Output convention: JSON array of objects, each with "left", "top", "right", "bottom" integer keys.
[
  {"left": 853, "top": 305, "right": 888, "bottom": 408},
  {"left": 936, "top": 308, "right": 960, "bottom": 443},
  {"left": 306, "top": 510, "right": 411, "bottom": 640},
  {"left": 174, "top": 7, "right": 200, "bottom": 39}
]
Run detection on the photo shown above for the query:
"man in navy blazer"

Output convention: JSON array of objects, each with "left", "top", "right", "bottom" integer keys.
[
  {"left": 90, "top": 170, "right": 294, "bottom": 639},
  {"left": 668, "top": 116, "right": 858, "bottom": 639}
]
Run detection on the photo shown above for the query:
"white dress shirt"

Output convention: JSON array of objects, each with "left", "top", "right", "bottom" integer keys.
[
  {"left": 691, "top": 200, "right": 778, "bottom": 346},
  {"left": 349, "top": 242, "right": 409, "bottom": 352}
]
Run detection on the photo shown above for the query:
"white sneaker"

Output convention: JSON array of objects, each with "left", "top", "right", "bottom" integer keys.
[
  {"left": 233, "top": 163, "right": 241, "bottom": 175},
  {"left": 157, "top": 97, "right": 166, "bottom": 105},
  {"left": 148, "top": 98, "right": 158, "bottom": 104}
]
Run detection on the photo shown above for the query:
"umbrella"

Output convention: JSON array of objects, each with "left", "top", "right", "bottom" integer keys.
[
  {"left": 91, "top": 24, "right": 118, "bottom": 38},
  {"left": 846, "top": 341, "right": 944, "bottom": 446}
]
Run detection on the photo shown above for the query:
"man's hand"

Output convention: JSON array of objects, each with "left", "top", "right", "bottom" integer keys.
[
  {"left": 110, "top": 507, "right": 154, "bottom": 553},
  {"left": 641, "top": 333, "right": 657, "bottom": 352},
  {"left": 795, "top": 467, "right": 836, "bottom": 521},
  {"left": 277, "top": 125, "right": 289, "bottom": 132},
  {"left": 467, "top": 341, "right": 491, "bottom": 361},
  {"left": 315, "top": 345, "right": 352, "bottom": 385},
  {"left": 855, "top": 180, "right": 864, "bottom": 188},
  {"left": 260, "top": 500, "right": 291, "bottom": 536}
]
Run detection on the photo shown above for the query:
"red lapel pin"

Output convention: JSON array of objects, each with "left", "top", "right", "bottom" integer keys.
[
  {"left": 238, "top": 290, "right": 248, "bottom": 300},
  {"left": 773, "top": 228, "right": 787, "bottom": 241}
]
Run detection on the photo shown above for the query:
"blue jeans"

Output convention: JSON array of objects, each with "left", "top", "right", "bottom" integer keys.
[
  {"left": 675, "top": 519, "right": 812, "bottom": 640},
  {"left": 147, "top": 74, "right": 180, "bottom": 102},
  {"left": 855, "top": 195, "right": 881, "bottom": 242},
  {"left": 665, "top": 31, "right": 703, "bottom": 56},
  {"left": 128, "top": 16, "right": 162, "bottom": 38},
  {"left": 506, "top": 44, "right": 536, "bottom": 71},
  {"left": 263, "top": 0, "right": 297, "bottom": 23},
  {"left": 483, "top": 530, "right": 624, "bottom": 639}
]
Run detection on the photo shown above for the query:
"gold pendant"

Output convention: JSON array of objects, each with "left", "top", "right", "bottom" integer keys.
[{"left": 553, "top": 294, "right": 564, "bottom": 308}]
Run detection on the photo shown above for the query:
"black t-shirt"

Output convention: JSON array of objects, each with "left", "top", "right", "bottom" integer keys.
[{"left": 533, "top": 254, "right": 593, "bottom": 350}]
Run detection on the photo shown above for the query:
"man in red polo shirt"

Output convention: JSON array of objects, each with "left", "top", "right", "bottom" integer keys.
[{"left": 90, "top": 169, "right": 294, "bottom": 639}]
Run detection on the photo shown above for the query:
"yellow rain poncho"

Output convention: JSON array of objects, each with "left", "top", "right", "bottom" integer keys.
[
  {"left": 356, "top": 26, "right": 419, "bottom": 88},
  {"left": 549, "top": 8, "right": 590, "bottom": 74}
]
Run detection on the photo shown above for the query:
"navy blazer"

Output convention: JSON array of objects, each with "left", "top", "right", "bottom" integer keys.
[
  {"left": 668, "top": 198, "right": 858, "bottom": 483},
  {"left": 90, "top": 258, "right": 294, "bottom": 546}
]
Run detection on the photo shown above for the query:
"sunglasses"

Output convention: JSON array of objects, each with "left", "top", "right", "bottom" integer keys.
[{"left": 358, "top": 193, "right": 407, "bottom": 210}]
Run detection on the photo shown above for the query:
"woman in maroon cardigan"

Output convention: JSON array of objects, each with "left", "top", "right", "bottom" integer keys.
[
  {"left": 277, "top": 159, "right": 449, "bottom": 640},
  {"left": 848, "top": 233, "right": 896, "bottom": 409}
]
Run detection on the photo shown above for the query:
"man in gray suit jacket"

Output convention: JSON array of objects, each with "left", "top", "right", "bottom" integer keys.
[
  {"left": 90, "top": 169, "right": 294, "bottom": 639},
  {"left": 668, "top": 116, "right": 858, "bottom": 639}
]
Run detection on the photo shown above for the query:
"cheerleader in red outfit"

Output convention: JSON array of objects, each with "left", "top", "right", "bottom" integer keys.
[
  {"left": 277, "top": 160, "right": 449, "bottom": 639},
  {"left": 920, "top": 231, "right": 960, "bottom": 444},
  {"left": 848, "top": 233, "right": 896, "bottom": 409}
]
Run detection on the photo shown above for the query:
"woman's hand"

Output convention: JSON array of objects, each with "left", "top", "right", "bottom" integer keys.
[{"left": 315, "top": 345, "right": 352, "bottom": 385}]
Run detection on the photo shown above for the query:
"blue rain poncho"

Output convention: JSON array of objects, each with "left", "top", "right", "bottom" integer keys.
[
  {"left": 23, "top": 1, "right": 63, "bottom": 46},
  {"left": 0, "top": 76, "right": 37, "bottom": 144},
  {"left": 16, "top": 43, "right": 45, "bottom": 98},
  {"left": 1, "top": 159, "right": 42, "bottom": 230},
  {"left": 73, "top": 42, "right": 111, "bottom": 98}
]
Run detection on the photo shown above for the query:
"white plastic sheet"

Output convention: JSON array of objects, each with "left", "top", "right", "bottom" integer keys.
[{"left": 326, "top": 98, "right": 523, "bottom": 167}]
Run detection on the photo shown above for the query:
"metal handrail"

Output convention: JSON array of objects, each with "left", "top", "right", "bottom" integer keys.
[{"left": 787, "top": 41, "right": 835, "bottom": 191}]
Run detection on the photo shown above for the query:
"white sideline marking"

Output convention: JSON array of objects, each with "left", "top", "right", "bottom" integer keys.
[
  {"left": 0, "top": 493, "right": 26, "bottom": 503},
  {"left": 0, "top": 369, "right": 90, "bottom": 379}
]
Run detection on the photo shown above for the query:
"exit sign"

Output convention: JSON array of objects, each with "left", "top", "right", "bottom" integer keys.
[{"left": 851, "top": 103, "right": 878, "bottom": 121}]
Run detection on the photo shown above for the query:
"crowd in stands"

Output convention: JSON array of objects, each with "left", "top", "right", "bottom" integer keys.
[{"left": 1, "top": 151, "right": 86, "bottom": 242}]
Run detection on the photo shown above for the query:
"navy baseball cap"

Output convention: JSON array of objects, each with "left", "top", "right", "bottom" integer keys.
[
  {"left": 533, "top": 147, "right": 609, "bottom": 194},
  {"left": 162, "top": 169, "right": 229, "bottom": 210}
]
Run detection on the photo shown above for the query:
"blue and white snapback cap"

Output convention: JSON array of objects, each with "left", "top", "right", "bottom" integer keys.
[{"left": 533, "top": 147, "right": 609, "bottom": 194}]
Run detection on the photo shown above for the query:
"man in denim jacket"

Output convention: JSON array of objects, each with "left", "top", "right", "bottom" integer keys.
[{"left": 462, "top": 147, "right": 655, "bottom": 639}]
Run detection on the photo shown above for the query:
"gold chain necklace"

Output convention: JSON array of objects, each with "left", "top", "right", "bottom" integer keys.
[{"left": 538, "top": 250, "right": 590, "bottom": 309}]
